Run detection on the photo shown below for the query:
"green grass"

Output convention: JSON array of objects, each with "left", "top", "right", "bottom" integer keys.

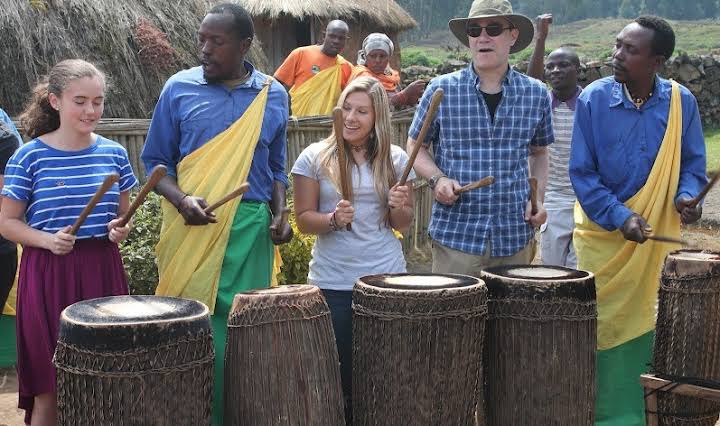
[
  {"left": 403, "top": 18, "right": 720, "bottom": 66},
  {"left": 705, "top": 128, "right": 720, "bottom": 174}
]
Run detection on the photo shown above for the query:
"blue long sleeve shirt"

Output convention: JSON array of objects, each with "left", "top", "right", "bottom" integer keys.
[
  {"left": 569, "top": 76, "right": 707, "bottom": 231},
  {"left": 141, "top": 63, "right": 289, "bottom": 202}
]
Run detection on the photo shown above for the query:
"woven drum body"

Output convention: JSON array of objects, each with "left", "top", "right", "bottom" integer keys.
[
  {"left": 352, "top": 273, "right": 488, "bottom": 425},
  {"left": 224, "top": 284, "right": 344, "bottom": 425},
  {"left": 480, "top": 265, "right": 596, "bottom": 426},
  {"left": 653, "top": 250, "right": 720, "bottom": 425},
  {"left": 53, "top": 295, "right": 214, "bottom": 426}
]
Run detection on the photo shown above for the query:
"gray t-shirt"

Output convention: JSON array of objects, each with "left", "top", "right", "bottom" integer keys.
[{"left": 291, "top": 142, "right": 414, "bottom": 291}]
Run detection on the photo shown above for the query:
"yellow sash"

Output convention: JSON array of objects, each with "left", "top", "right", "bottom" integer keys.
[
  {"left": 1, "top": 245, "right": 19, "bottom": 315},
  {"left": 574, "top": 81, "right": 682, "bottom": 350},
  {"left": 289, "top": 57, "right": 346, "bottom": 117},
  {"left": 154, "top": 79, "right": 280, "bottom": 313}
]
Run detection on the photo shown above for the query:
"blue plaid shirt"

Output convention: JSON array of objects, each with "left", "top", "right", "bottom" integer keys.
[{"left": 410, "top": 65, "right": 554, "bottom": 256}]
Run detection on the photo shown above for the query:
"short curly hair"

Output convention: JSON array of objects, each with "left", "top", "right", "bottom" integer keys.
[
  {"left": 635, "top": 15, "right": 675, "bottom": 59},
  {"left": 208, "top": 3, "right": 254, "bottom": 41}
]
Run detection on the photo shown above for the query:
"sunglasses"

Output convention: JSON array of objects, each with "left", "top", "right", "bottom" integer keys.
[{"left": 466, "top": 23, "right": 512, "bottom": 38}]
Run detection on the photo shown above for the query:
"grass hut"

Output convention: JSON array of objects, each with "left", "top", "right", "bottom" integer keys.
[
  {"left": 0, "top": 0, "right": 270, "bottom": 118},
  {"left": 237, "top": 0, "right": 417, "bottom": 71}
]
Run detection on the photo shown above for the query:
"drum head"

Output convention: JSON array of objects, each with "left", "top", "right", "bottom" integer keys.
[
  {"left": 62, "top": 295, "right": 208, "bottom": 326},
  {"left": 59, "top": 296, "right": 211, "bottom": 351},
  {"left": 484, "top": 265, "right": 590, "bottom": 281},
  {"left": 359, "top": 273, "right": 480, "bottom": 290},
  {"left": 669, "top": 250, "right": 720, "bottom": 262}
]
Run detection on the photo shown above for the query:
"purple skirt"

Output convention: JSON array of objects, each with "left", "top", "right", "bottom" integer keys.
[{"left": 17, "top": 238, "right": 129, "bottom": 423}]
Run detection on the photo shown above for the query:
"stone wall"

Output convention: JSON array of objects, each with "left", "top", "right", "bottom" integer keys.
[{"left": 402, "top": 54, "right": 720, "bottom": 127}]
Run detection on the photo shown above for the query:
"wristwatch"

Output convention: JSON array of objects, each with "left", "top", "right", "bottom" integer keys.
[{"left": 428, "top": 173, "right": 447, "bottom": 189}]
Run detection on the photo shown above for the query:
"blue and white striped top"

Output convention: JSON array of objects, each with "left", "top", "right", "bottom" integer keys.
[{"left": 1, "top": 135, "right": 138, "bottom": 239}]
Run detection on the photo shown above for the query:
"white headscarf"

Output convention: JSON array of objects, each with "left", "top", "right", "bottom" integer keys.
[{"left": 357, "top": 33, "right": 394, "bottom": 66}]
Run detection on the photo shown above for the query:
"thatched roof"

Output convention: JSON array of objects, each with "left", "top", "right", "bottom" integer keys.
[
  {"left": 0, "top": 0, "right": 269, "bottom": 119},
  {"left": 238, "top": 0, "right": 417, "bottom": 31}
]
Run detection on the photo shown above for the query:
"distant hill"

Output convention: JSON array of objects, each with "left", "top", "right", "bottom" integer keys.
[{"left": 404, "top": 18, "right": 720, "bottom": 65}]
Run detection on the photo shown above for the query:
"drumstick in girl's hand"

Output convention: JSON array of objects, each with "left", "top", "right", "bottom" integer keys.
[
  {"left": 528, "top": 177, "right": 539, "bottom": 215},
  {"left": 333, "top": 107, "right": 352, "bottom": 231},
  {"left": 204, "top": 182, "right": 251, "bottom": 214},
  {"left": 399, "top": 89, "right": 444, "bottom": 186},
  {"left": 116, "top": 165, "right": 167, "bottom": 227},
  {"left": 454, "top": 176, "right": 495, "bottom": 195},
  {"left": 69, "top": 173, "right": 120, "bottom": 235}
]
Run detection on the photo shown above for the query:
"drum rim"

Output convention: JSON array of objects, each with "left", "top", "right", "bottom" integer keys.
[
  {"left": 357, "top": 273, "right": 483, "bottom": 290},
  {"left": 667, "top": 249, "right": 720, "bottom": 262},
  {"left": 480, "top": 264, "right": 593, "bottom": 282},
  {"left": 60, "top": 295, "right": 210, "bottom": 327}
]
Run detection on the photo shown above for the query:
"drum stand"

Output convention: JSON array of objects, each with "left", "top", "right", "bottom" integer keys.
[{"left": 641, "top": 373, "right": 720, "bottom": 426}]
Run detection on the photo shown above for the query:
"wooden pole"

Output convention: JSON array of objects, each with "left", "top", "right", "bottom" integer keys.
[
  {"left": 116, "top": 165, "right": 167, "bottom": 227},
  {"left": 398, "top": 89, "right": 444, "bottom": 186},
  {"left": 69, "top": 174, "right": 120, "bottom": 235}
]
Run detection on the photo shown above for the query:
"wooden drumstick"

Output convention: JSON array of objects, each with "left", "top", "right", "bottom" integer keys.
[
  {"left": 204, "top": 182, "right": 251, "bottom": 214},
  {"left": 333, "top": 107, "right": 352, "bottom": 231},
  {"left": 528, "top": 177, "right": 538, "bottom": 215},
  {"left": 687, "top": 171, "right": 720, "bottom": 208},
  {"left": 116, "top": 165, "right": 167, "bottom": 227},
  {"left": 399, "top": 89, "right": 444, "bottom": 186},
  {"left": 69, "top": 173, "right": 120, "bottom": 235},
  {"left": 454, "top": 176, "right": 495, "bottom": 195},
  {"left": 642, "top": 226, "right": 689, "bottom": 245}
]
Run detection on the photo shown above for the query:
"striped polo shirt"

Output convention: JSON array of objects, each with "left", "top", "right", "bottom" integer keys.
[
  {"left": 2, "top": 135, "right": 138, "bottom": 239},
  {"left": 546, "top": 87, "right": 581, "bottom": 210}
]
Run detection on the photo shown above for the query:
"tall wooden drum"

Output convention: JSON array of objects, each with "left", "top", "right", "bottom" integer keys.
[
  {"left": 352, "top": 273, "right": 487, "bottom": 425},
  {"left": 53, "top": 295, "right": 214, "bottom": 426},
  {"left": 224, "top": 284, "right": 344, "bottom": 425},
  {"left": 479, "top": 265, "right": 596, "bottom": 426},
  {"left": 653, "top": 250, "right": 720, "bottom": 425}
]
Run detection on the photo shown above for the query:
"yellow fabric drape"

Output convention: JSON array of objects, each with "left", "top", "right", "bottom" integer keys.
[
  {"left": 2, "top": 245, "right": 19, "bottom": 315},
  {"left": 574, "top": 81, "right": 683, "bottom": 350},
  {"left": 154, "top": 79, "right": 277, "bottom": 313},
  {"left": 289, "top": 57, "right": 346, "bottom": 117}
]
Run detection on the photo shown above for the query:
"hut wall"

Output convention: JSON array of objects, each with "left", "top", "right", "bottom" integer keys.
[{"left": 254, "top": 15, "right": 300, "bottom": 72}]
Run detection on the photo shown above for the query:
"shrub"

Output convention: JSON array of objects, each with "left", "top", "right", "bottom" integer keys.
[
  {"left": 277, "top": 208, "right": 315, "bottom": 285},
  {"left": 402, "top": 48, "right": 443, "bottom": 68},
  {"left": 120, "top": 191, "right": 162, "bottom": 295}
]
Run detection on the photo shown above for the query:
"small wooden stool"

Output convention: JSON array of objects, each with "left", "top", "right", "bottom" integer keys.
[{"left": 641, "top": 373, "right": 720, "bottom": 426}]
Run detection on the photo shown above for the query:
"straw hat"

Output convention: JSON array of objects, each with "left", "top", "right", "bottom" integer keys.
[{"left": 448, "top": 0, "right": 534, "bottom": 53}]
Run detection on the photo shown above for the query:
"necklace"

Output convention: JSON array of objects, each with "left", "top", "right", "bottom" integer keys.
[
  {"left": 349, "top": 144, "right": 367, "bottom": 153},
  {"left": 623, "top": 84, "right": 653, "bottom": 108}
]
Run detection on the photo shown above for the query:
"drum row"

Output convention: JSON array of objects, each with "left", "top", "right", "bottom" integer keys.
[{"left": 52, "top": 249, "right": 720, "bottom": 425}]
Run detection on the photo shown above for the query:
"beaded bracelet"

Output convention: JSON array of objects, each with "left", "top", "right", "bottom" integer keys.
[{"left": 329, "top": 211, "right": 340, "bottom": 232}]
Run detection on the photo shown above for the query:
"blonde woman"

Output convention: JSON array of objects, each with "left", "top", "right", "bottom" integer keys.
[{"left": 291, "top": 76, "right": 414, "bottom": 422}]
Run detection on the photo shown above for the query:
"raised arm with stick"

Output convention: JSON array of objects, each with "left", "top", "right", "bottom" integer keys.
[
  {"left": 69, "top": 173, "right": 120, "bottom": 235},
  {"left": 333, "top": 107, "right": 353, "bottom": 231}
]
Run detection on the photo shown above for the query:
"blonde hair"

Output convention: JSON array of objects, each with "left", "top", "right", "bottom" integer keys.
[
  {"left": 318, "top": 76, "right": 397, "bottom": 222},
  {"left": 20, "top": 59, "right": 106, "bottom": 139}
]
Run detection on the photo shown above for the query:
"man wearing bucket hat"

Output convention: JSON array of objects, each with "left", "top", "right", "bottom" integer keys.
[{"left": 407, "top": 0, "right": 552, "bottom": 274}]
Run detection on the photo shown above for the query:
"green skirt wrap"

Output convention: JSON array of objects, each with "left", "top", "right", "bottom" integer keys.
[
  {"left": 210, "top": 201, "right": 274, "bottom": 426},
  {"left": 595, "top": 331, "right": 654, "bottom": 426}
]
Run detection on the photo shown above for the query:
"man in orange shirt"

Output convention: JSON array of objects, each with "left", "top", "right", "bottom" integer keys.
[{"left": 274, "top": 20, "right": 353, "bottom": 116}]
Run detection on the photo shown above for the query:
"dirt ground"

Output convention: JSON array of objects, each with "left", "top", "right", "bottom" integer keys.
[{"left": 1, "top": 186, "right": 720, "bottom": 424}]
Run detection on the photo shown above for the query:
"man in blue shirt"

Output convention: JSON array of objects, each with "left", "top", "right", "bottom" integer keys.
[
  {"left": 141, "top": 4, "right": 291, "bottom": 424},
  {"left": 407, "top": 0, "right": 552, "bottom": 275},
  {"left": 570, "top": 16, "right": 706, "bottom": 425}
]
